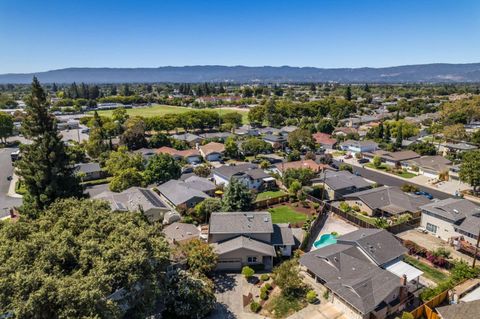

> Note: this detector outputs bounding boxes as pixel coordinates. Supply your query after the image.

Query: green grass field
[255,190,287,202]
[404,255,449,284]
[268,205,308,224]
[93,104,249,123]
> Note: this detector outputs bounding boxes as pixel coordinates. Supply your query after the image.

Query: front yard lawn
[404,255,449,284]
[366,163,416,179]
[268,205,308,224]
[256,190,287,202]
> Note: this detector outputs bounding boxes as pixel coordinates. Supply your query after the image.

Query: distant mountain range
[2,63,480,84]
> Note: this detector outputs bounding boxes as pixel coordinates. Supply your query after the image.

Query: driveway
[0,147,22,217]
[208,273,243,319]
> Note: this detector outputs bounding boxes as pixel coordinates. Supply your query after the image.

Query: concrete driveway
[208,273,243,319]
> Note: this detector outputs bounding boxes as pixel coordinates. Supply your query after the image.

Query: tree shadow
[208,302,237,319]
[212,273,237,293]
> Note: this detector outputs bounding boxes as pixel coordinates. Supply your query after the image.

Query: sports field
[93,104,249,123]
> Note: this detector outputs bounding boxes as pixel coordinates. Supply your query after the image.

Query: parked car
[415,191,433,200]
[357,158,370,164]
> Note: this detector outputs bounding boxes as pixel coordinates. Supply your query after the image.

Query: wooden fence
[409,290,449,319]
[253,194,289,209]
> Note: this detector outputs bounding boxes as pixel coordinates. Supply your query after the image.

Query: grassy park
[93,104,249,123]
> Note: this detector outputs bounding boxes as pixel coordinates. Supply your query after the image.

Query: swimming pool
[313,233,337,249]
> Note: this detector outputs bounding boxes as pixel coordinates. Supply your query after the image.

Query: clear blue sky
[1,0,479,73]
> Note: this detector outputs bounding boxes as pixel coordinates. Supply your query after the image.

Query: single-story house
[262,134,287,149]
[274,159,327,176]
[200,132,233,141]
[406,156,452,179]
[311,170,372,200]
[134,148,157,161]
[156,179,211,210]
[333,127,358,137]
[157,146,203,165]
[209,212,295,270]
[420,198,480,246]
[343,186,431,217]
[234,125,259,137]
[182,175,217,196]
[74,162,104,181]
[213,163,275,191]
[171,133,203,147]
[94,187,171,222]
[199,142,225,162]
[363,150,420,167]
[339,140,378,154]
[312,132,337,149]
[163,222,200,245]
[300,229,417,319]
[439,142,478,156]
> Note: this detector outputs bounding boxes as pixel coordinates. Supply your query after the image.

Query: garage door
[216,259,242,271]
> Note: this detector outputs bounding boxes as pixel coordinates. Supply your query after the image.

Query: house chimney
[401,274,407,286]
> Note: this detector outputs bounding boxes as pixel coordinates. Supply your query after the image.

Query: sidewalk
[7,173,22,198]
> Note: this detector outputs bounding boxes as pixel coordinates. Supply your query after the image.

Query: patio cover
[385,260,423,282]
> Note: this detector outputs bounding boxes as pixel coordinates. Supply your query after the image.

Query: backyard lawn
[255,190,287,202]
[404,255,450,284]
[93,104,249,123]
[268,205,308,224]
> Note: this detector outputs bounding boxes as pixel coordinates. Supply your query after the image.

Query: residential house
[234,124,259,137]
[182,175,217,196]
[311,170,372,200]
[439,142,478,156]
[163,222,200,245]
[339,140,378,154]
[262,134,287,150]
[74,162,104,181]
[363,150,420,167]
[420,198,480,246]
[280,125,298,135]
[94,187,171,222]
[436,299,480,319]
[333,127,358,137]
[157,146,202,165]
[171,133,203,147]
[274,159,327,176]
[312,132,337,150]
[343,186,431,217]
[258,126,281,135]
[200,132,233,142]
[300,229,419,319]
[156,179,211,210]
[199,142,225,162]
[407,155,452,179]
[209,212,295,270]
[213,163,275,191]
[134,147,157,161]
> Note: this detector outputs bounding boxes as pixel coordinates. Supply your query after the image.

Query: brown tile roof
[312,132,337,145]
[275,160,327,173]
[200,142,225,156]
[157,146,200,157]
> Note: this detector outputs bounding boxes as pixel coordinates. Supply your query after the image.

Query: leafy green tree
[105,146,144,175]
[222,178,254,211]
[0,112,13,143]
[395,123,403,148]
[248,105,265,126]
[373,155,382,168]
[112,106,129,124]
[344,85,352,101]
[221,112,242,128]
[443,124,467,142]
[273,259,305,298]
[460,150,480,195]
[144,153,181,184]
[287,150,301,162]
[109,167,144,192]
[193,164,211,178]
[408,142,437,156]
[148,133,170,148]
[16,77,82,214]
[242,137,272,158]
[316,119,335,134]
[165,269,216,319]
[120,116,147,150]
[283,168,315,187]
[179,239,218,275]
[241,266,255,279]
[384,124,391,142]
[288,180,302,198]
[287,129,315,151]
[85,111,108,158]
[0,198,170,318]
[224,136,239,158]
[194,198,222,223]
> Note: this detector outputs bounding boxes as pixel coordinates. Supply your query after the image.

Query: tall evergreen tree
[16,77,82,215]
[384,124,391,142]
[395,124,403,148]
[344,85,352,101]
[377,122,384,140]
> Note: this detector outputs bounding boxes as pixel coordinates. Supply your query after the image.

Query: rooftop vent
[264,217,269,222]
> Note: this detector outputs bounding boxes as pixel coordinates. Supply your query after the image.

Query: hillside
[1,63,480,84]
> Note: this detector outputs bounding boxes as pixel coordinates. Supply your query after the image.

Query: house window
[247,256,258,263]
[426,223,438,233]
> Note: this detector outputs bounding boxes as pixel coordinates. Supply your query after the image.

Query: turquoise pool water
[313,234,337,249]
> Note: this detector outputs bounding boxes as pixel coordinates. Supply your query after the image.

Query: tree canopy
[222,178,254,211]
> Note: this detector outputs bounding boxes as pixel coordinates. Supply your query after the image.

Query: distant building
[339,140,378,154]
[311,170,372,200]
[213,163,275,191]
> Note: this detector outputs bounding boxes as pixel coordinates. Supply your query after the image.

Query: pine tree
[377,122,384,140]
[395,124,403,148]
[384,124,391,142]
[344,85,352,101]
[16,77,82,216]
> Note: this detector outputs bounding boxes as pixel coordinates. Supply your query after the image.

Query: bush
[242,266,255,279]
[260,290,268,300]
[260,274,270,281]
[360,211,368,216]
[306,290,317,303]
[402,312,414,319]
[351,205,360,212]
[250,301,261,313]
[401,183,419,193]
[331,231,338,236]
[265,283,272,290]
[323,290,330,300]
[339,202,351,212]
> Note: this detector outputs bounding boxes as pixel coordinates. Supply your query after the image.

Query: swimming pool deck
[310,213,358,251]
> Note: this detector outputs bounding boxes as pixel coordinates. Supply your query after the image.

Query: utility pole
[472,228,480,268]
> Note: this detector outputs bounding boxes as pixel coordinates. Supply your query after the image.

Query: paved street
[0,147,22,216]
[332,160,452,200]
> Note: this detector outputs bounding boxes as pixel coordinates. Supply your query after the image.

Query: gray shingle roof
[213,163,269,180]
[408,156,452,173]
[213,235,276,256]
[94,187,168,212]
[312,170,371,191]
[272,224,295,246]
[340,139,378,148]
[209,212,274,234]
[436,300,480,319]
[74,162,101,174]
[157,180,210,206]
[163,222,200,243]
[343,186,430,215]
[171,133,203,143]
[300,244,401,315]
[336,229,408,266]
[183,176,216,193]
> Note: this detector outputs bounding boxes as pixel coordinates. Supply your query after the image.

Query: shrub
[250,301,261,313]
[352,205,360,212]
[323,290,330,300]
[306,290,317,303]
[260,274,270,281]
[402,312,414,319]
[260,291,268,300]
[373,156,382,168]
[260,286,268,294]
[360,211,368,216]
[312,202,320,209]
[265,283,272,290]
[331,231,338,236]
[242,266,255,279]
[339,202,351,212]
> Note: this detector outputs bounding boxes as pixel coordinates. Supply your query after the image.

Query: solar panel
[139,189,166,208]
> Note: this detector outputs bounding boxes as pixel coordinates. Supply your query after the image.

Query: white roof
[461,285,480,303]
[263,177,276,182]
[385,260,423,282]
